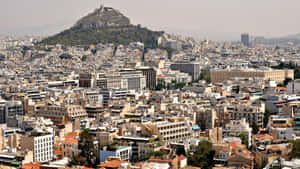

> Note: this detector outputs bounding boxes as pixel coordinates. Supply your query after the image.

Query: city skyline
[1,0,300,40]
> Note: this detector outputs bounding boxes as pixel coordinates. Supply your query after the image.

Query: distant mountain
[255,33,300,45]
[282,33,300,39]
[41,6,163,48]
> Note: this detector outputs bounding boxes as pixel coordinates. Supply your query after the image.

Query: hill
[255,33,300,45]
[41,6,163,48]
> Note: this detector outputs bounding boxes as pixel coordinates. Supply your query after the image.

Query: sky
[1,0,300,40]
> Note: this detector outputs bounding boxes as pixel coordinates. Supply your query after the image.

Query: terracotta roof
[54,150,62,155]
[229,142,242,148]
[254,133,273,140]
[21,162,41,169]
[64,132,79,139]
[134,162,144,166]
[157,75,168,78]
[63,139,78,144]
[148,158,173,163]
[98,160,128,168]
[178,155,187,161]
[275,87,286,91]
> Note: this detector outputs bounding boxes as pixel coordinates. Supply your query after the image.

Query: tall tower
[241,33,250,47]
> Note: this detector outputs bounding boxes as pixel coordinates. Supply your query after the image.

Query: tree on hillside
[187,141,215,169]
[284,78,293,86]
[239,133,249,147]
[263,109,271,128]
[252,122,259,134]
[289,140,300,158]
[143,150,166,160]
[199,71,211,83]
[69,128,97,167]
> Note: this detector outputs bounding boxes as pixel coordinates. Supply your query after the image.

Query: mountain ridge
[41,6,163,48]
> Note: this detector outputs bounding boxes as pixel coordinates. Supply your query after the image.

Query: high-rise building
[136,67,157,90]
[120,70,146,91]
[241,33,250,47]
[0,101,6,124]
[100,88,127,106]
[170,62,201,81]
[97,70,146,91]
[79,73,95,88]
[0,100,24,126]
[194,108,217,130]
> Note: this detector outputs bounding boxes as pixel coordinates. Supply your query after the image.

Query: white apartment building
[100,146,132,162]
[21,133,54,163]
[223,118,252,147]
[227,103,264,127]
[34,134,54,162]
[150,118,192,143]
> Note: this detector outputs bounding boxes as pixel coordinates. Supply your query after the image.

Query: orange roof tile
[21,162,40,169]
[178,155,187,161]
[148,158,173,163]
[98,160,128,168]
[275,87,286,91]
[63,139,78,144]
[254,133,273,140]
[157,75,168,78]
[135,162,144,166]
[64,132,79,139]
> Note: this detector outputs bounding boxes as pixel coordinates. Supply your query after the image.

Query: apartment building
[61,135,79,158]
[120,70,146,91]
[36,104,88,124]
[0,100,23,124]
[194,108,217,130]
[136,67,157,90]
[79,73,95,88]
[97,73,123,89]
[210,68,294,83]
[97,71,146,91]
[268,116,294,140]
[100,88,127,106]
[99,146,132,162]
[21,132,54,163]
[223,118,252,147]
[115,136,154,160]
[227,104,264,127]
[149,118,192,143]
[294,113,300,139]
[170,62,201,81]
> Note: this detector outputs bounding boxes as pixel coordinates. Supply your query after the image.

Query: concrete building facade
[210,68,294,83]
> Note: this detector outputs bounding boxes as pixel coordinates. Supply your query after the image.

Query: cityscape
[0,1,300,169]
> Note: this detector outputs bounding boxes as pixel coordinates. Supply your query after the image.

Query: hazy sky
[1,0,300,40]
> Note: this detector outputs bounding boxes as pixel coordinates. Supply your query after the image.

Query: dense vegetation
[252,122,260,134]
[143,150,167,160]
[41,25,163,48]
[199,71,211,83]
[239,133,249,148]
[69,129,97,168]
[289,140,300,158]
[187,141,215,169]
[263,109,271,128]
